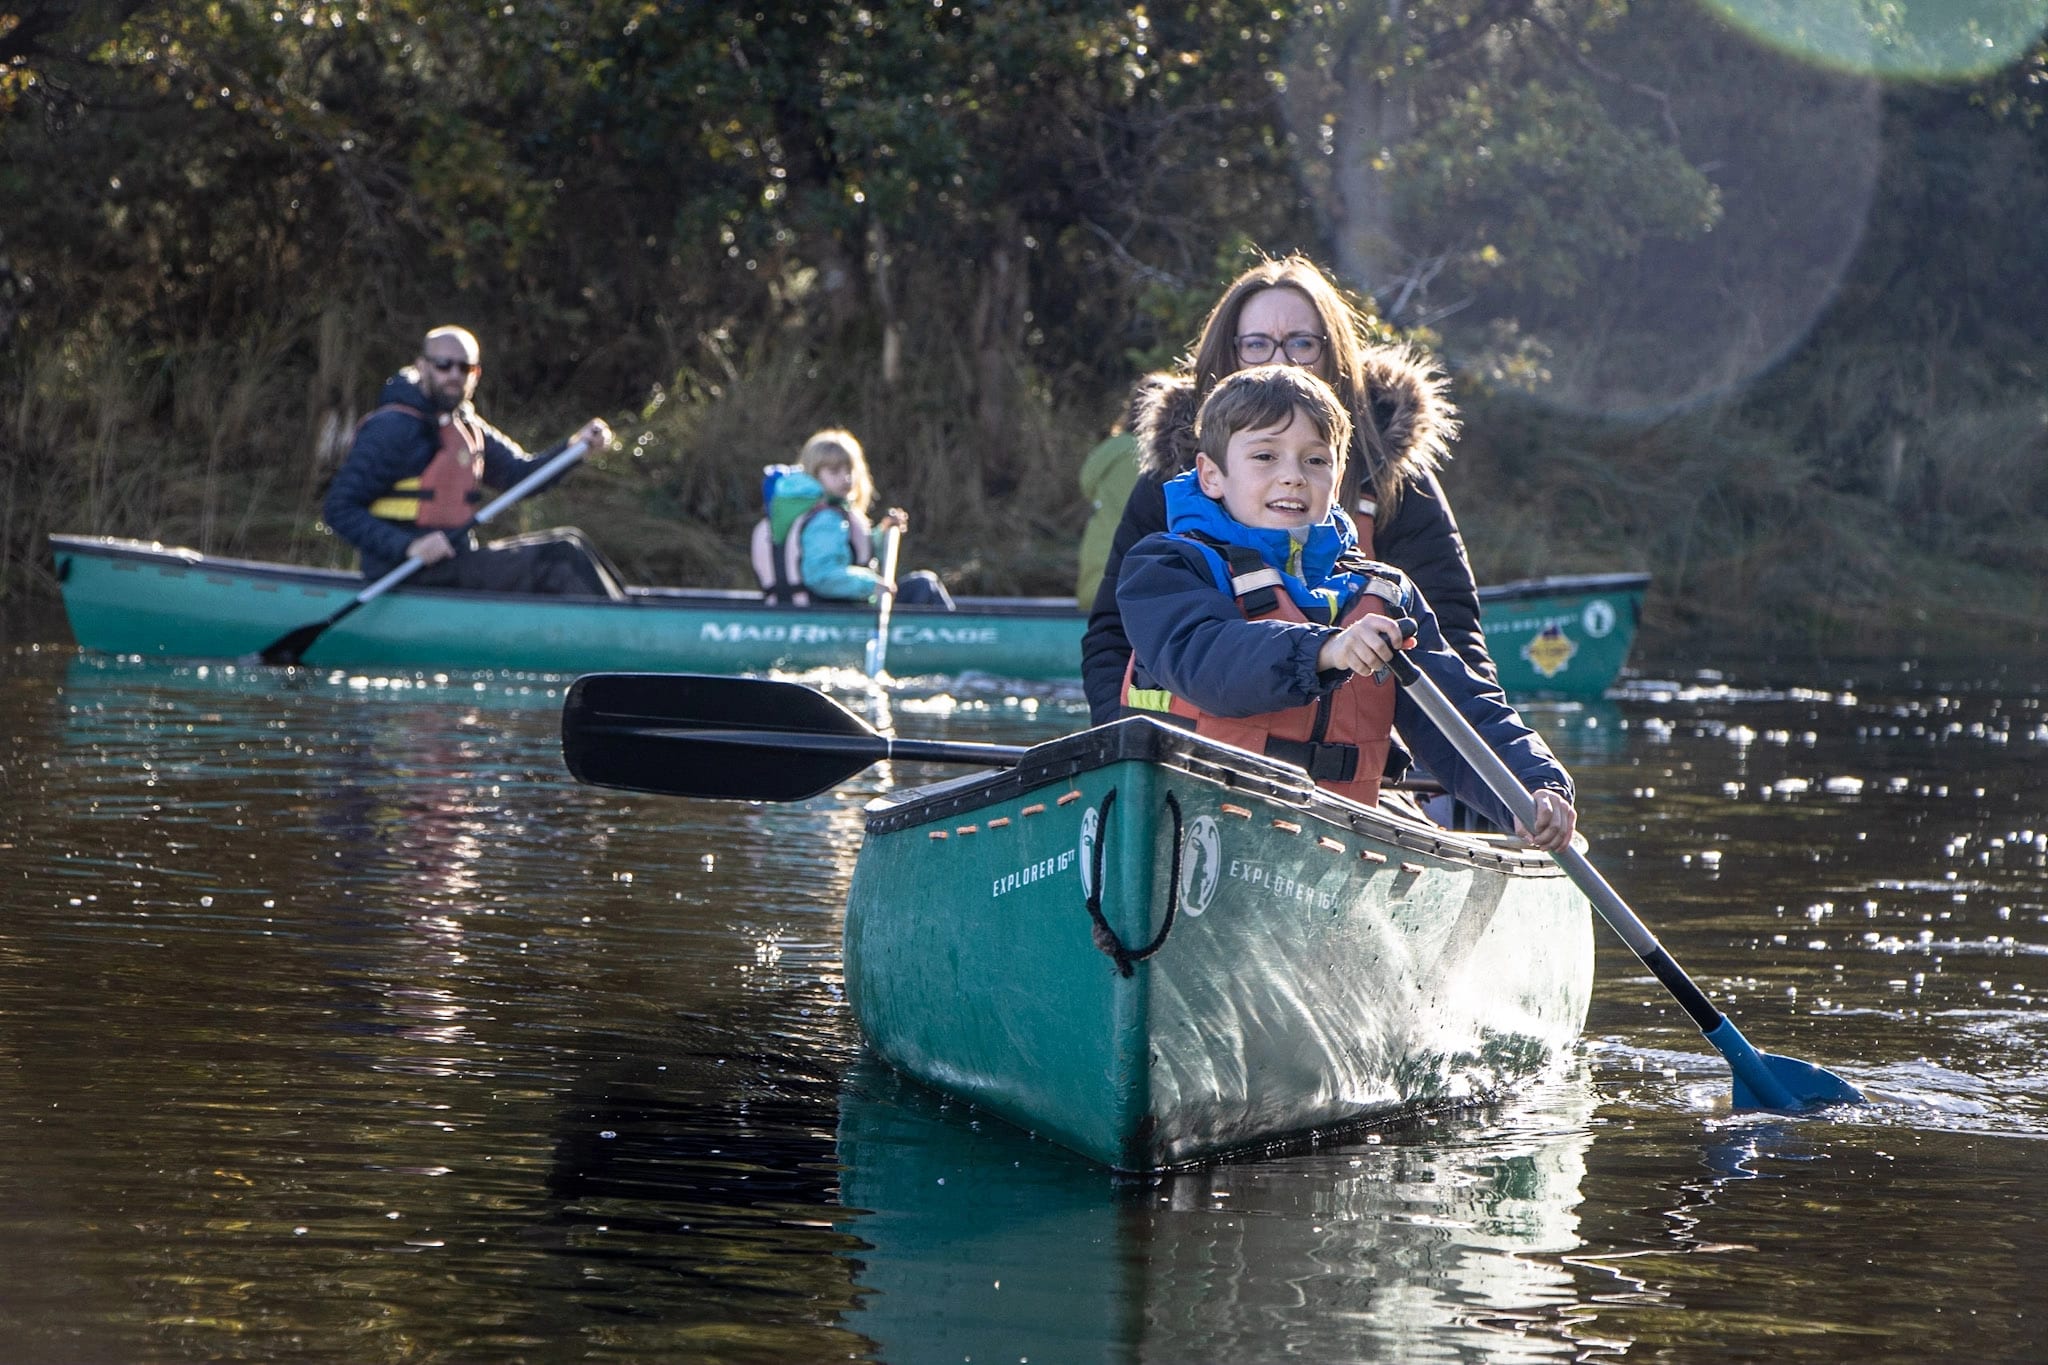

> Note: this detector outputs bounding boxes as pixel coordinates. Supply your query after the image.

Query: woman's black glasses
[1235,332,1327,366]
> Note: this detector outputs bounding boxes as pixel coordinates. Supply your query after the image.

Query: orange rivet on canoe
[1272,819,1302,834]
[988,816,1011,829]
[1057,791,1083,806]
[1358,849,1387,863]
[957,825,978,835]
[1220,803,1252,819]
[929,830,948,840]
[1317,837,1344,853]
[1401,861,1425,875]
[1020,803,1046,816]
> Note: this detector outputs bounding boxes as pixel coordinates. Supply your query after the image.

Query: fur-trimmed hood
[1131,347,1459,503]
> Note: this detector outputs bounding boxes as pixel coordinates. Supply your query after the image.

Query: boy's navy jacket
[322,369,570,578]
[1117,470,1571,832]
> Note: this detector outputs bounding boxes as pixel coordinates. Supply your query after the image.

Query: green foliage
[1,0,2045,656]
[1402,83,1720,297]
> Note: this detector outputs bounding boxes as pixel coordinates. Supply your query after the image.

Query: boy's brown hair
[1194,364,1353,472]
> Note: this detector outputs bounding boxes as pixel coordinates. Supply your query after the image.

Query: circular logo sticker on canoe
[1180,814,1222,917]
[1581,598,1617,638]
[1078,805,1099,898]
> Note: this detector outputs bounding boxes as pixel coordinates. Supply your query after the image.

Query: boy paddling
[1115,365,1577,850]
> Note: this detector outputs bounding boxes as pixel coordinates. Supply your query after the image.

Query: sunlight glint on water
[0,648,2042,1362]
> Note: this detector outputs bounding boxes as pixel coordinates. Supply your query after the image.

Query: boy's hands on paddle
[1518,788,1577,852]
[877,507,909,532]
[573,418,614,452]
[1318,613,1412,676]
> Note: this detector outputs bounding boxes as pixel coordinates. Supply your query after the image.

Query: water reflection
[4,646,2047,1362]
[837,1059,1598,1362]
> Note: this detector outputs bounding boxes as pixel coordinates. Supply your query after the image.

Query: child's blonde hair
[1194,365,1353,473]
[798,428,874,513]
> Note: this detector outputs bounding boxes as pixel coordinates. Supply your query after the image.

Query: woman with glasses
[1079,254,1496,725]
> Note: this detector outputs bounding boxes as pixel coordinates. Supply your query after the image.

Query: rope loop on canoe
[1086,788,1182,977]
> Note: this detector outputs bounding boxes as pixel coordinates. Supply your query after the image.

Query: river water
[0,642,2042,1363]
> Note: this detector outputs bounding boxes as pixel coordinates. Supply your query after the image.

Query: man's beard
[429,386,464,414]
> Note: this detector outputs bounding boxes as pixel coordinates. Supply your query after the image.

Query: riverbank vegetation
[4,0,2044,664]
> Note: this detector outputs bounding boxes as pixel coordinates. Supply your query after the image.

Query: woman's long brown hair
[1185,254,1398,515]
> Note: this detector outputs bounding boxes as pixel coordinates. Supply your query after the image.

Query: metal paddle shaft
[1386,647,1863,1113]
[562,671,1027,801]
[865,525,903,678]
[253,437,592,666]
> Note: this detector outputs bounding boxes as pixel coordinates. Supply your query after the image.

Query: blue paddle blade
[1730,1051,1865,1111]
[1706,1018,1865,1111]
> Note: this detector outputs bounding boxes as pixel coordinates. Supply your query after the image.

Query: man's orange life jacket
[364,406,486,529]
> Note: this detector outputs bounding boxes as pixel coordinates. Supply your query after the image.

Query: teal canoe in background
[1479,571,1650,699]
[49,534,1647,695]
[48,534,1084,681]
[844,717,1595,1170]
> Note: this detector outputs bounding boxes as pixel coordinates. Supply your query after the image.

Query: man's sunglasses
[424,356,478,375]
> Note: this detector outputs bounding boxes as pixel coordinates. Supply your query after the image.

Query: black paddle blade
[253,620,328,667]
[562,672,889,802]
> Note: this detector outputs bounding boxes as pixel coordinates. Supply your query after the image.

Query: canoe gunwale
[48,533,1079,620]
[1476,570,1650,605]
[864,716,1561,878]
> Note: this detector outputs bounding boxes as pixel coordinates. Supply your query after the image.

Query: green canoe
[50,533,1647,696]
[1479,571,1649,698]
[844,717,1595,1170]
[48,534,1083,680]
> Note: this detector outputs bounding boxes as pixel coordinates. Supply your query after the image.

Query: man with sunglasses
[323,325,622,596]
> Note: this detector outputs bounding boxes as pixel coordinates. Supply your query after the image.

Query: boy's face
[1195,407,1338,531]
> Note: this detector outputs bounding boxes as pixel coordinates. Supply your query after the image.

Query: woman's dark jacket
[1081,353,1492,725]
